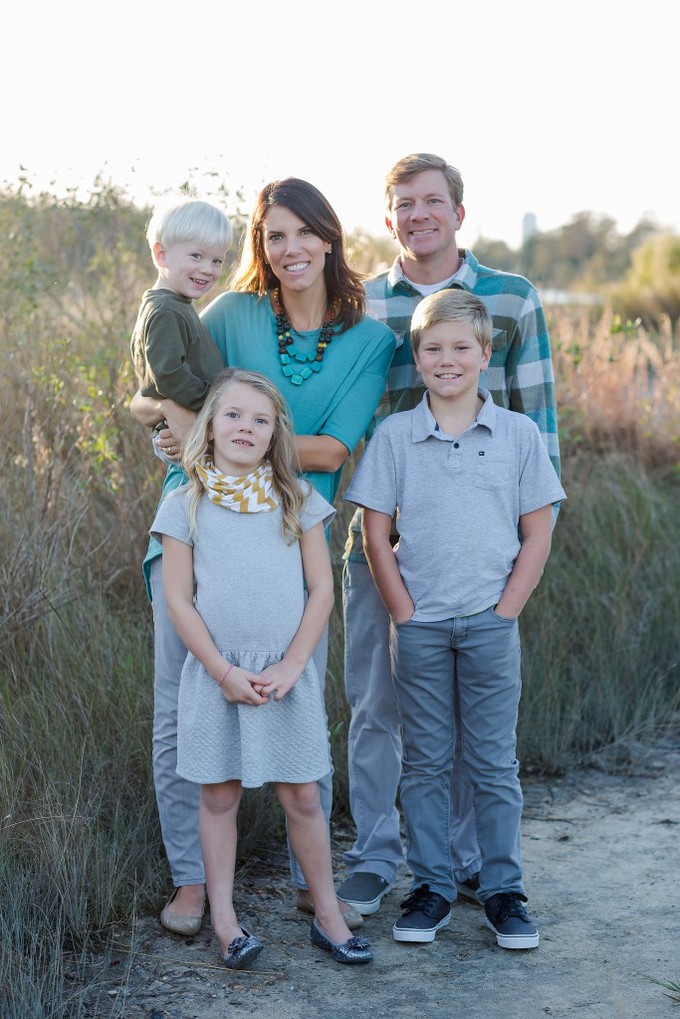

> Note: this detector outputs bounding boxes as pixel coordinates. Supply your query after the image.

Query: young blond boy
[130,197,232,422]
[345,290,565,950]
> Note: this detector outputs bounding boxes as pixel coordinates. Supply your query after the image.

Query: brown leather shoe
[295,889,364,930]
[160,888,204,937]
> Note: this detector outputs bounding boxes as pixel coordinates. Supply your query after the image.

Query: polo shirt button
[453,442,460,448]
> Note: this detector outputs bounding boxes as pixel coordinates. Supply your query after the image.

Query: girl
[150,368,373,969]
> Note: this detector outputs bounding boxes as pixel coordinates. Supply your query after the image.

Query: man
[338,153,560,916]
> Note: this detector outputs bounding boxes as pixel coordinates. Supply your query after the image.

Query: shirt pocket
[474,457,510,490]
[491,327,508,351]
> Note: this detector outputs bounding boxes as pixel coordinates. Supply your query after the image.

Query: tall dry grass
[550,306,680,471]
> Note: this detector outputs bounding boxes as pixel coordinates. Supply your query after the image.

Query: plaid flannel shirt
[344,248,561,562]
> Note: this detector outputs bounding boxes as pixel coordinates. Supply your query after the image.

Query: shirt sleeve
[504,288,561,481]
[317,325,395,454]
[298,483,336,532]
[143,308,213,410]
[149,487,193,546]
[344,424,398,515]
[517,420,567,516]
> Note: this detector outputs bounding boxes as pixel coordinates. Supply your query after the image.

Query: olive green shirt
[130,288,224,411]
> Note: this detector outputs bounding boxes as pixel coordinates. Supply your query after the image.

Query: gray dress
[150,483,335,787]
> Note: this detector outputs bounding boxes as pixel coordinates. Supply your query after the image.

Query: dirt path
[90,736,680,1019]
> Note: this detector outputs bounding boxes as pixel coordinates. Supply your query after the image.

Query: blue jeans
[390,607,526,904]
[342,560,481,885]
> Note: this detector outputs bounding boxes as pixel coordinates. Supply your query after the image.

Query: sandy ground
[86,735,680,1019]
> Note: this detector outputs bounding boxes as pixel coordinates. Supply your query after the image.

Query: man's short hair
[385,153,464,210]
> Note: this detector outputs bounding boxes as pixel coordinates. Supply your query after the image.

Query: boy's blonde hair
[146,196,232,259]
[410,290,492,355]
[385,153,464,210]
[181,368,305,543]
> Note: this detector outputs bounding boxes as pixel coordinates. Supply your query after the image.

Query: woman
[131,179,395,935]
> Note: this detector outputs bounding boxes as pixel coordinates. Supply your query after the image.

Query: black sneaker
[393,884,451,943]
[337,872,392,916]
[455,872,481,904]
[484,893,539,949]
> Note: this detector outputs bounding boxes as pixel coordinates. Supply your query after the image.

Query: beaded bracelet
[218,663,234,688]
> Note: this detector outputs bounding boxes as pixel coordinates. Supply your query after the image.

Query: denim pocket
[489,606,518,624]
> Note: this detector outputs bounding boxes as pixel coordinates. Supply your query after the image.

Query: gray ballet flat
[222,929,264,970]
[310,919,373,964]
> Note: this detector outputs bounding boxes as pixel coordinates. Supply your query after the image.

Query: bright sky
[3,1,676,249]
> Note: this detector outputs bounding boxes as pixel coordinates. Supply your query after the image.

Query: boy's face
[153,240,226,300]
[413,320,491,402]
[386,169,464,262]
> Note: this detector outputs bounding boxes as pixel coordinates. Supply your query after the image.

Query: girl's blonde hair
[182,368,306,543]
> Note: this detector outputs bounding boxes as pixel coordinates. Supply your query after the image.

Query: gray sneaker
[484,893,539,950]
[337,873,393,916]
[393,884,451,943]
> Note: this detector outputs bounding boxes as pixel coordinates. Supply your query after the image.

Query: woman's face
[262,205,331,300]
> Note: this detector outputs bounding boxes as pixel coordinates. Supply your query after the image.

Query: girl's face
[262,205,331,302]
[209,382,276,477]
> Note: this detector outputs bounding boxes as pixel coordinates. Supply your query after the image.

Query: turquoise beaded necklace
[272,288,339,386]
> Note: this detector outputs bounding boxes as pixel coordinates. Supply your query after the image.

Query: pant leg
[455,608,525,902]
[450,678,482,882]
[287,625,334,889]
[390,618,456,902]
[149,557,204,887]
[341,560,404,883]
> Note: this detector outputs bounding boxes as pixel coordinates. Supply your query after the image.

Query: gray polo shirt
[345,389,566,621]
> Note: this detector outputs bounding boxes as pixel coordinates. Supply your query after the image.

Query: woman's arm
[363,508,415,624]
[294,434,349,473]
[494,504,553,619]
[293,325,395,474]
[129,390,198,444]
[162,536,268,706]
[257,522,334,700]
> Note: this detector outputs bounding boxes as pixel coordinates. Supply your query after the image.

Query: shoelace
[491,894,529,922]
[399,884,444,917]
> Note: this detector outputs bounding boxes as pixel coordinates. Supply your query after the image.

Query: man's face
[386,169,464,262]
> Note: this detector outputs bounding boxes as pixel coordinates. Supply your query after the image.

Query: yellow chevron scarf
[196,458,278,513]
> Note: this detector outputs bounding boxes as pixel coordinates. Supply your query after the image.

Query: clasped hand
[219,660,302,705]
[155,426,182,462]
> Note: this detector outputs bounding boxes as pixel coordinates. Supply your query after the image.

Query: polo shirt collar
[411,387,497,442]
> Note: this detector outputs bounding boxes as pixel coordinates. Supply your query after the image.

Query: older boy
[345,291,565,949]
[130,196,232,428]
[340,153,560,917]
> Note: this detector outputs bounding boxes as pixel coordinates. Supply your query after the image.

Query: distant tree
[470,237,521,275]
[507,213,661,292]
[612,233,680,330]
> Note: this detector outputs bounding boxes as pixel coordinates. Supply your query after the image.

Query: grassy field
[1,190,679,1016]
